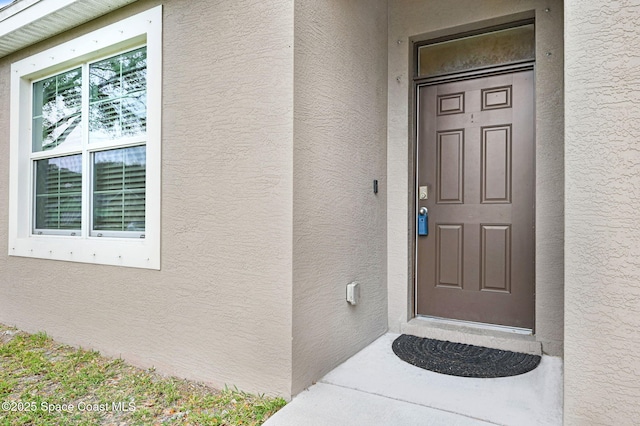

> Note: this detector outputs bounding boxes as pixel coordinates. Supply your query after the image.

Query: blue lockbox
[418,210,428,236]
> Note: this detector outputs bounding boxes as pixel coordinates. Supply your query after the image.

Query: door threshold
[418,315,533,335]
[401,316,542,355]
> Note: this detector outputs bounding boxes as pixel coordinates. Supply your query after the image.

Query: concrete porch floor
[264,333,563,426]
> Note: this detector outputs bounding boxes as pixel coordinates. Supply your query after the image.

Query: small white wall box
[346,282,360,305]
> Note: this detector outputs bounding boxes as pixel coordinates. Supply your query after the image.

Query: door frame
[409,20,536,329]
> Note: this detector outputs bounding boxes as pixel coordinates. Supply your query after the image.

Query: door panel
[416,70,534,329]
[480,224,511,292]
[436,224,463,288]
[437,130,464,204]
[481,125,511,203]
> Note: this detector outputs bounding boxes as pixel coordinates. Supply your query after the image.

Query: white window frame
[8,6,162,270]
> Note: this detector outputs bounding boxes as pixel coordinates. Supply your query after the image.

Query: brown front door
[416,70,535,329]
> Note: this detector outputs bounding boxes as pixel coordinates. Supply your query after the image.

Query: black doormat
[392,334,541,378]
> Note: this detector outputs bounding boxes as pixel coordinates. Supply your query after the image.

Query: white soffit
[0,0,139,58]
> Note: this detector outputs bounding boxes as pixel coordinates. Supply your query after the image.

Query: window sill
[9,234,159,270]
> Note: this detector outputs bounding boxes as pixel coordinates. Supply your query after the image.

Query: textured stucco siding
[292,0,388,395]
[565,1,640,423]
[0,0,294,398]
[387,0,564,355]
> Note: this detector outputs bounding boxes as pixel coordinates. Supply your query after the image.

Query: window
[33,48,147,238]
[9,7,161,269]
[417,23,535,78]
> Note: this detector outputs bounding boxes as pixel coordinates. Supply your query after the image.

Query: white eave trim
[0,0,139,59]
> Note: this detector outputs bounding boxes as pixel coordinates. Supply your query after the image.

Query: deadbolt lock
[419,186,428,200]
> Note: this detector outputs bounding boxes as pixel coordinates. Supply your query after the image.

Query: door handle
[418,207,428,236]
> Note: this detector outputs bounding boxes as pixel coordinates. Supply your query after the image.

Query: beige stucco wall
[0,0,294,398]
[291,0,388,395]
[387,0,564,355]
[564,0,640,423]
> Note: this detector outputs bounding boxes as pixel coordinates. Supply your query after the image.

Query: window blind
[34,155,82,231]
[93,146,146,233]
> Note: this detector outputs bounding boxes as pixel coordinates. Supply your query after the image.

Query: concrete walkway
[264,333,563,426]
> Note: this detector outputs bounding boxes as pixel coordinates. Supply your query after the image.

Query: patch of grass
[0,325,286,425]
